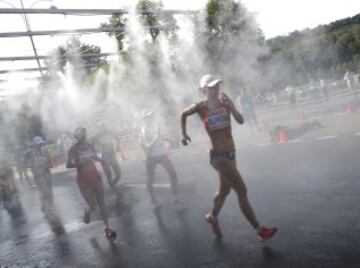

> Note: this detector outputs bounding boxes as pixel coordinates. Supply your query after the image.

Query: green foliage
[203,0,264,94]
[264,13,360,89]
[45,37,104,73]
[101,14,126,51]
[63,37,103,70]
[136,0,162,41]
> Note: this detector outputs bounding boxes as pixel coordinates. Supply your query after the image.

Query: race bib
[33,155,49,168]
[206,108,231,131]
[78,146,95,164]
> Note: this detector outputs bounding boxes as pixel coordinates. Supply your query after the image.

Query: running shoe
[205,213,222,239]
[257,227,277,242]
[83,209,91,224]
[104,227,117,239]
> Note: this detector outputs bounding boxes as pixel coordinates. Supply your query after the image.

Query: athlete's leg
[16,164,25,184]
[101,160,114,188]
[159,156,178,196]
[110,159,121,185]
[80,187,97,220]
[213,158,260,229]
[23,168,31,184]
[1,172,12,207]
[33,174,48,212]
[94,182,109,227]
[94,182,117,237]
[44,171,54,210]
[211,175,231,218]
[146,158,158,204]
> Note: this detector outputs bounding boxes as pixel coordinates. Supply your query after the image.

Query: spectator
[344,69,355,91]
[238,89,258,130]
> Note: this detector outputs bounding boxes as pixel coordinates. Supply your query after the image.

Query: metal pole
[19,0,43,79]
[0,8,199,15]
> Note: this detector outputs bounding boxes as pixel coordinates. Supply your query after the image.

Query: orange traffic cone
[300,112,305,125]
[278,128,288,144]
[346,104,354,115]
[120,144,128,161]
[300,111,309,125]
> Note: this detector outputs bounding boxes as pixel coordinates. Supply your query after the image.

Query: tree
[136,0,162,42]
[101,14,127,51]
[202,0,266,94]
[264,13,360,88]
[45,37,105,73]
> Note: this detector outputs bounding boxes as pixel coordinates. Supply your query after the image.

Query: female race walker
[66,127,116,238]
[25,136,55,216]
[180,74,277,242]
[139,110,183,210]
[93,120,121,192]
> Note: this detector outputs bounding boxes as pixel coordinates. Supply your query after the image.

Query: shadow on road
[90,237,127,267]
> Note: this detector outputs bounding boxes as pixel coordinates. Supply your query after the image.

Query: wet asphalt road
[1,128,360,267]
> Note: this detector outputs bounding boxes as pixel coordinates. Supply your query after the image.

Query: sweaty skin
[66,137,112,231]
[140,117,179,205]
[181,92,244,151]
[181,86,261,230]
[93,130,121,189]
[24,147,54,214]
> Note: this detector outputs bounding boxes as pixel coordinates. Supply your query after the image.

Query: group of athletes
[0,74,277,242]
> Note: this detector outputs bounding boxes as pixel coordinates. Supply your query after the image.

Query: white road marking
[125,183,171,189]
[289,139,303,143]
[316,135,338,140]
[31,220,83,241]
[255,143,273,147]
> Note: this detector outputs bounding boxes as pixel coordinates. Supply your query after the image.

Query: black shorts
[210,150,236,166]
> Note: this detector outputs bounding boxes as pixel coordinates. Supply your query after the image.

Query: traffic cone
[346,104,354,115]
[278,128,288,144]
[300,112,308,126]
[120,144,128,161]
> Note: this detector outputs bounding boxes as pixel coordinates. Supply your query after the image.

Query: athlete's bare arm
[23,151,31,167]
[44,149,54,168]
[180,103,200,146]
[221,93,244,124]
[66,147,76,168]
[109,130,122,150]
[90,144,102,162]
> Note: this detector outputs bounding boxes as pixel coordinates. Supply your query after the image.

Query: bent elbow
[180,112,187,122]
[238,116,245,124]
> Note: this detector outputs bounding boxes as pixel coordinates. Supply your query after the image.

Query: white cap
[74,127,86,139]
[141,109,154,119]
[200,74,222,89]
[95,119,105,129]
[33,136,44,145]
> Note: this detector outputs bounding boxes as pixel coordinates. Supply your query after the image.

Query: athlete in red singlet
[181,74,277,242]
[66,127,116,238]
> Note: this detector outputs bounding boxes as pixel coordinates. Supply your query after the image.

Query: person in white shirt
[344,70,355,91]
[139,110,181,210]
